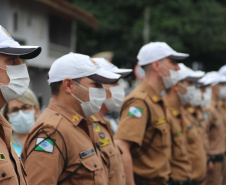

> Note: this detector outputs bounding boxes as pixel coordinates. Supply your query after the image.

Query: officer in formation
[1,23,226,185]
[0,25,41,184]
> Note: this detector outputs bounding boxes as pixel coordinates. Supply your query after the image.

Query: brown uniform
[180,106,207,182]
[0,114,28,185]
[21,98,108,185]
[203,101,225,185]
[91,114,126,185]
[114,81,171,184]
[163,99,192,181]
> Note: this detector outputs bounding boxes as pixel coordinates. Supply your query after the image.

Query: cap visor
[0,46,41,59]
[112,68,133,78]
[184,77,202,83]
[88,68,121,84]
[168,53,189,61]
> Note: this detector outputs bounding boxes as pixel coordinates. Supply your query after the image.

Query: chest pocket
[186,125,198,144]
[172,134,187,158]
[80,155,104,185]
[153,122,171,148]
[102,145,117,178]
[0,161,18,185]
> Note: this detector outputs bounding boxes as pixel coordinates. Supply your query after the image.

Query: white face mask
[178,83,196,105]
[159,63,180,89]
[201,87,212,108]
[218,86,226,100]
[0,64,30,102]
[71,81,106,117]
[190,88,202,107]
[104,85,125,111]
[8,110,35,134]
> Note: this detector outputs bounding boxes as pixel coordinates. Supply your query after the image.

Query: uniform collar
[90,114,109,125]
[0,114,13,150]
[48,98,85,127]
[140,81,162,103]
[164,99,181,117]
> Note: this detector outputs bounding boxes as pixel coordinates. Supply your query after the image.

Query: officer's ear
[62,78,75,94]
[173,83,180,92]
[152,61,161,72]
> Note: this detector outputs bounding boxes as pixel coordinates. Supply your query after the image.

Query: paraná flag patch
[35,138,55,153]
[128,106,143,118]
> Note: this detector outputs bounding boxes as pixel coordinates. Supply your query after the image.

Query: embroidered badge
[93,123,101,132]
[128,107,143,118]
[35,138,55,153]
[0,153,6,160]
[90,58,100,69]
[154,118,166,125]
[99,133,105,139]
[99,138,111,147]
[80,148,96,159]
[1,26,15,41]
[72,115,79,121]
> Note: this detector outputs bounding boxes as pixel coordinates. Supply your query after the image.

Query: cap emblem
[90,58,100,69]
[1,26,15,41]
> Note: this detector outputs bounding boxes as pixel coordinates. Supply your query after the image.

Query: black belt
[167,179,192,185]
[134,176,167,185]
[209,154,224,163]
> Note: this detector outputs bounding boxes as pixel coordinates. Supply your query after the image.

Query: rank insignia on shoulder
[93,123,101,132]
[0,153,6,160]
[80,148,96,159]
[128,106,143,118]
[99,133,105,139]
[35,138,55,153]
[99,138,111,147]
[72,115,79,121]
[154,118,166,125]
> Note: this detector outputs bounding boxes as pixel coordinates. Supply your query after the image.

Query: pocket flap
[0,162,15,181]
[81,156,101,171]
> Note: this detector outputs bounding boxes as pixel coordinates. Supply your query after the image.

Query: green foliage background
[67,0,226,72]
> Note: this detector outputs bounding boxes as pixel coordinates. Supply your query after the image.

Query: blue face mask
[8,110,35,134]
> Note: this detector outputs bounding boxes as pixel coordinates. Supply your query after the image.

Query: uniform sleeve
[114,99,148,146]
[21,126,66,185]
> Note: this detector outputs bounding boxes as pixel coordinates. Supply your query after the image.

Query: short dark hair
[50,81,63,96]
[49,78,82,96]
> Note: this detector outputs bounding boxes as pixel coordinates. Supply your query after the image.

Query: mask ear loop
[73,80,88,91]
[0,66,6,71]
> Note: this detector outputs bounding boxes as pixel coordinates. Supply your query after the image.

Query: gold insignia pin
[172,110,178,116]
[152,96,158,102]
[72,115,79,121]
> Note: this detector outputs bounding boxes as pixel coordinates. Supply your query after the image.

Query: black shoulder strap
[120,98,157,158]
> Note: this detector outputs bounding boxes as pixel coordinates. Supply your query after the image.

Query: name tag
[79,148,95,159]
[154,118,166,126]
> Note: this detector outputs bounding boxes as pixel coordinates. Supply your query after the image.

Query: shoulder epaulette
[43,113,62,129]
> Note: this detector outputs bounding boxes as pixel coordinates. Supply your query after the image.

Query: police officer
[0,25,41,184]
[114,42,189,185]
[163,64,196,185]
[21,53,121,185]
[91,57,132,185]
[198,72,226,185]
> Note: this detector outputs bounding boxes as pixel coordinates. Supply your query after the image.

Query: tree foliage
[67,0,226,71]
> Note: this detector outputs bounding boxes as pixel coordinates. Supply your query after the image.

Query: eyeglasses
[8,104,33,114]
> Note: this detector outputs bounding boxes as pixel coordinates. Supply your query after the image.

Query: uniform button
[55,113,59,116]
[2,172,6,177]
[94,163,97,168]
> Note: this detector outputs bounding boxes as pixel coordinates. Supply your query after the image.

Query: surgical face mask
[0,64,30,102]
[159,63,180,89]
[190,88,202,107]
[218,86,226,100]
[8,110,35,134]
[201,87,212,108]
[178,83,196,105]
[104,85,125,111]
[71,81,106,117]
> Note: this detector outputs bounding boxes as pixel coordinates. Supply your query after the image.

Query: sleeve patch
[35,138,55,153]
[128,106,143,118]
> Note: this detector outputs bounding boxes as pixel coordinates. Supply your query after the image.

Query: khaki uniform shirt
[163,99,192,181]
[0,114,28,185]
[91,114,126,185]
[203,101,225,155]
[181,106,207,182]
[114,81,171,184]
[21,98,108,185]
